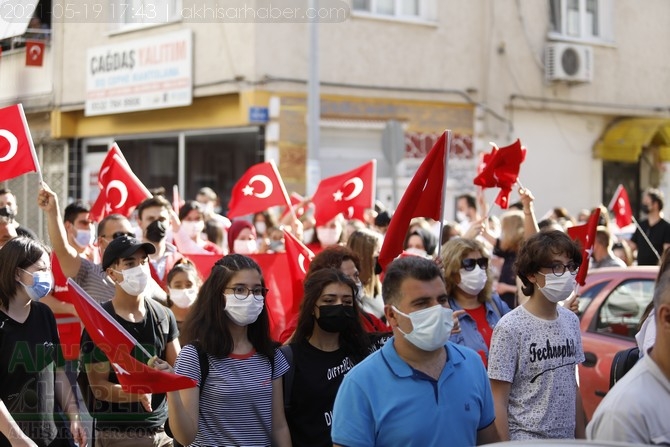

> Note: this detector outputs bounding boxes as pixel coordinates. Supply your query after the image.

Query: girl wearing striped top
[165,254,292,446]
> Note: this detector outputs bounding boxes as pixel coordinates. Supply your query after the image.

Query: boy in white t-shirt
[488,230,586,441]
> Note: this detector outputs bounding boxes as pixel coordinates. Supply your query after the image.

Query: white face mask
[457,267,488,296]
[234,239,258,254]
[113,264,149,296]
[169,287,197,308]
[74,227,94,248]
[302,228,315,244]
[224,294,265,326]
[404,247,428,258]
[538,272,576,303]
[181,220,205,238]
[254,221,267,235]
[456,211,468,223]
[392,304,454,352]
[316,227,340,246]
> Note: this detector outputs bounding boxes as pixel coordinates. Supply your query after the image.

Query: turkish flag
[51,254,81,361]
[89,147,152,221]
[67,278,197,393]
[473,140,526,209]
[311,161,376,226]
[25,40,45,67]
[0,104,40,182]
[378,131,448,271]
[97,143,128,189]
[227,161,292,219]
[567,208,600,286]
[608,184,633,229]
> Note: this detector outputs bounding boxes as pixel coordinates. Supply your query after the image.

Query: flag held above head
[608,184,633,229]
[378,131,449,271]
[473,139,526,209]
[567,208,601,286]
[0,104,41,183]
[227,161,292,219]
[312,160,376,226]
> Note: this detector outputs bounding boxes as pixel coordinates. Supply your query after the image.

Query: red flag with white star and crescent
[0,104,40,182]
[227,161,292,218]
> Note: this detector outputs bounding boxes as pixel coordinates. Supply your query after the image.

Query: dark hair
[204,220,224,248]
[253,211,278,231]
[290,268,369,363]
[457,193,477,210]
[646,188,664,211]
[594,226,612,249]
[63,202,91,224]
[307,245,361,277]
[654,270,670,309]
[97,214,127,239]
[136,195,171,220]
[0,237,50,307]
[382,256,445,306]
[515,231,582,297]
[403,228,437,256]
[0,188,12,196]
[180,254,274,359]
[179,200,204,221]
[166,260,202,307]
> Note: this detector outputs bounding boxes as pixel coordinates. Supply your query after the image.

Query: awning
[0,0,39,40]
[594,118,670,162]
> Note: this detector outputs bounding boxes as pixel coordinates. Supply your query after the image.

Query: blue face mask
[20,269,53,301]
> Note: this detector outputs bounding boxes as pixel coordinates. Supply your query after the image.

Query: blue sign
[249,106,269,123]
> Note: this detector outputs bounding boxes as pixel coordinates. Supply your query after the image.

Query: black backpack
[609,346,640,389]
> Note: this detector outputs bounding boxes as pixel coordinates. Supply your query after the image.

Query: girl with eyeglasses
[164,254,291,447]
[441,237,510,368]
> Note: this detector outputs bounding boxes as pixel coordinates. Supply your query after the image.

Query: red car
[577,266,658,420]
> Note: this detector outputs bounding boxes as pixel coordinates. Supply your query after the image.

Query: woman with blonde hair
[441,237,510,367]
[346,228,384,319]
[484,209,525,309]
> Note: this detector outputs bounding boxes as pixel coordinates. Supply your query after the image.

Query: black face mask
[374,257,383,275]
[146,220,167,243]
[640,204,650,214]
[316,304,356,333]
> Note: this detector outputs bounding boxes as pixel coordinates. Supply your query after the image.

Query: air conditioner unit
[545,43,593,83]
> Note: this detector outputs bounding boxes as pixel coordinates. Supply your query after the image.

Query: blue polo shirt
[331,337,495,447]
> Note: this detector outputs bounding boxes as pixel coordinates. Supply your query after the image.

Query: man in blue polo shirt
[331,256,499,447]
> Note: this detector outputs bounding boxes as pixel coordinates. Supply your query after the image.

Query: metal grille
[6,141,68,244]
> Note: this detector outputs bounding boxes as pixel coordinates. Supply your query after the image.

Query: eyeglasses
[101,231,135,240]
[540,262,579,277]
[225,286,268,301]
[461,258,488,271]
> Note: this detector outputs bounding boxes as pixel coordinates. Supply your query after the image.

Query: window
[595,279,654,339]
[353,0,435,22]
[549,0,614,42]
[109,0,181,32]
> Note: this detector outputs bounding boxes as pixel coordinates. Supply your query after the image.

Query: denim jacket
[448,294,510,365]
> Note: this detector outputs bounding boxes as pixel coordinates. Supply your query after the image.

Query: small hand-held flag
[378,131,449,270]
[607,184,633,229]
[67,279,196,393]
[567,208,601,286]
[0,104,41,182]
[25,40,45,67]
[473,140,526,209]
[311,161,376,226]
[227,161,292,218]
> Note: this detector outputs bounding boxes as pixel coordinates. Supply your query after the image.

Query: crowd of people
[0,181,669,446]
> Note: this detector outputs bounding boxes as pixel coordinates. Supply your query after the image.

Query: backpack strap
[279,344,294,411]
[192,342,209,395]
[145,298,171,354]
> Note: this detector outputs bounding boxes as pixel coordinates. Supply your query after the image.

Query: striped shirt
[174,344,289,447]
[74,257,115,303]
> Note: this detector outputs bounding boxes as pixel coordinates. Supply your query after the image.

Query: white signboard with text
[85,30,192,116]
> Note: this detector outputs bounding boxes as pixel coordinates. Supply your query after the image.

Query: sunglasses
[461,257,488,271]
[102,231,136,240]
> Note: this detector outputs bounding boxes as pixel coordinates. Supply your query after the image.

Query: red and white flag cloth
[227,161,292,219]
[89,146,151,221]
[473,140,527,209]
[25,40,45,67]
[608,184,633,229]
[0,104,40,182]
[567,208,601,286]
[311,161,376,226]
[283,229,315,282]
[378,131,448,271]
[66,279,196,393]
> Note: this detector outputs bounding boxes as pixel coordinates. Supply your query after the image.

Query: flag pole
[632,215,661,261]
[437,130,452,258]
